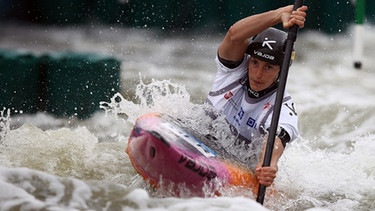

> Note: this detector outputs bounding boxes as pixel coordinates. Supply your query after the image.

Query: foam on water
[0,123,132,182]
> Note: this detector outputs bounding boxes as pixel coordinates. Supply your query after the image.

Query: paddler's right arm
[217,5,308,63]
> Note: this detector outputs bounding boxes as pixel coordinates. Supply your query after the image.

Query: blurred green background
[0,0,372,118]
[0,0,373,33]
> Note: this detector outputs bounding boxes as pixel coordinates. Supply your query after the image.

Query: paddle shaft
[256,0,304,205]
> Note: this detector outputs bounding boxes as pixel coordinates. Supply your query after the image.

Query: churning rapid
[0,22,375,210]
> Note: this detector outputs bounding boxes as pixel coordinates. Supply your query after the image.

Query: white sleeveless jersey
[207,55,298,143]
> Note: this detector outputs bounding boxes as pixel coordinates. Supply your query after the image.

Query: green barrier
[43,52,121,119]
[93,0,130,24]
[126,0,169,28]
[0,0,11,20]
[304,1,354,33]
[219,1,354,33]
[1,0,370,33]
[0,50,40,114]
[0,50,121,119]
[366,1,374,23]
[220,0,280,30]
[193,0,219,27]
[165,0,223,29]
[126,0,219,29]
[34,0,88,24]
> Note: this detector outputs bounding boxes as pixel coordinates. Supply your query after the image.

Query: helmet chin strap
[247,80,279,99]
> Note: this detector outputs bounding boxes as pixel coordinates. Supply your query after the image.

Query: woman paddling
[206,4,308,187]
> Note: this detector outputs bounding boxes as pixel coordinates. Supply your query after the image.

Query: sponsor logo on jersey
[246,117,257,128]
[263,102,271,110]
[224,91,233,100]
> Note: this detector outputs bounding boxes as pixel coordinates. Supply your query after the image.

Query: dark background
[1,0,374,34]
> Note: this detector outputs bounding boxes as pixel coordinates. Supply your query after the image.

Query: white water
[0,23,375,210]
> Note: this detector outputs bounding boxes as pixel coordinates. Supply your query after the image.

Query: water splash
[99,79,269,198]
[100,78,192,124]
[0,109,10,145]
[101,78,262,166]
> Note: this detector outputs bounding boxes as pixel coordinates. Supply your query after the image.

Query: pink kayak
[126,112,259,196]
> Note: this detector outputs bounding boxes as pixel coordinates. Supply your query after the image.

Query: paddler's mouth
[250,79,263,91]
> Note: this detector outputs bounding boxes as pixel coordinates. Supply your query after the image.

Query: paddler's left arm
[255,136,285,187]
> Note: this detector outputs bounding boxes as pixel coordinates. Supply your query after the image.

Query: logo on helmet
[253,50,275,61]
[246,27,292,66]
[262,39,276,50]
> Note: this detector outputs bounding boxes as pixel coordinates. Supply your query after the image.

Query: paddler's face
[248,57,280,91]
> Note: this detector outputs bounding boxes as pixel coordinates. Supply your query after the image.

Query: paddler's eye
[250,58,258,67]
[264,64,277,72]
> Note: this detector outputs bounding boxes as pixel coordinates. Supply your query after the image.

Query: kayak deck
[126,112,259,196]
